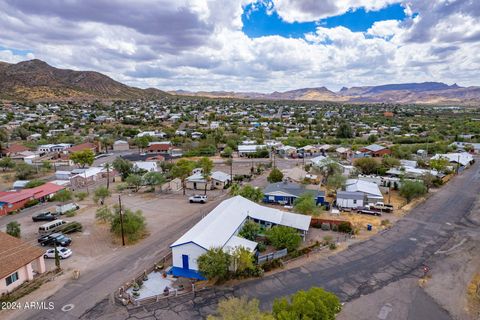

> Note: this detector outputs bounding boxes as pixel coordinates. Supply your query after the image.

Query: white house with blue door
[263,181,325,206]
[169,195,311,279]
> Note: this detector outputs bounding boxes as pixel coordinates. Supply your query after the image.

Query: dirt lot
[1,183,225,276]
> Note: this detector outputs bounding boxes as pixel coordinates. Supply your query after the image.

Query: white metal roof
[211,171,231,182]
[171,196,311,250]
[345,179,383,198]
[224,236,257,253]
[431,153,473,166]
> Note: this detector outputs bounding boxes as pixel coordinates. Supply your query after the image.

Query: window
[5,272,19,286]
[353,200,357,204]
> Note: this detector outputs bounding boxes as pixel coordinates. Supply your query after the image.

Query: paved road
[77,160,480,320]
[9,160,480,320]
[11,195,228,320]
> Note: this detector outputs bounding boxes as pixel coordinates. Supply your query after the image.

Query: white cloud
[0,0,478,92]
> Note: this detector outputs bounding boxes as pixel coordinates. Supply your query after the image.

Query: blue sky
[242,1,408,39]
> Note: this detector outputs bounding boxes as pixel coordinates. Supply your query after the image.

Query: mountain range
[0,59,167,101]
[1,59,479,104]
[171,82,480,104]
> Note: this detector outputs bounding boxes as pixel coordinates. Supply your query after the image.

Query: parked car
[189,195,207,203]
[44,247,72,259]
[38,233,72,247]
[32,212,58,222]
[55,203,80,215]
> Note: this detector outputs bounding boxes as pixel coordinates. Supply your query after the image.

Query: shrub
[261,259,283,272]
[75,191,88,201]
[321,223,330,231]
[239,220,261,241]
[272,287,342,320]
[65,210,76,217]
[24,199,39,208]
[197,247,231,282]
[6,221,21,238]
[337,222,353,233]
[399,180,427,203]
[267,167,284,183]
[110,208,146,243]
[265,226,301,252]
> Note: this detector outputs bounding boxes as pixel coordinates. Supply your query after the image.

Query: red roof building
[0,183,65,216]
[65,142,98,154]
[1,144,30,157]
[147,143,172,153]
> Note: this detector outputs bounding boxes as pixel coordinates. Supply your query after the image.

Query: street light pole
[118,195,125,246]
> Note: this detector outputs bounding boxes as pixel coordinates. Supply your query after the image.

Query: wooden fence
[310,218,352,228]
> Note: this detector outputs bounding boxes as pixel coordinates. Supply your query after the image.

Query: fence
[116,252,172,305]
[310,218,352,228]
[257,248,288,264]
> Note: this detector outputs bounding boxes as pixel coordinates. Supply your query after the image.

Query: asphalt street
[6,159,480,320]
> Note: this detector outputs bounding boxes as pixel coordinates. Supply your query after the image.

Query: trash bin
[367,224,372,231]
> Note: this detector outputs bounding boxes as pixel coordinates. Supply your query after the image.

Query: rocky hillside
[0,59,168,101]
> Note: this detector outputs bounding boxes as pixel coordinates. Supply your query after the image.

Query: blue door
[182,255,189,269]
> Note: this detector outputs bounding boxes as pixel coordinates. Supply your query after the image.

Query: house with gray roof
[263,181,325,206]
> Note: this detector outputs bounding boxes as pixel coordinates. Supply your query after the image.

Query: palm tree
[104,163,112,190]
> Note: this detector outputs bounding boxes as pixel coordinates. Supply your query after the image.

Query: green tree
[231,246,255,274]
[336,122,353,138]
[325,172,346,193]
[267,167,284,183]
[272,287,341,320]
[104,163,112,190]
[171,159,197,195]
[197,247,231,282]
[143,172,166,192]
[221,146,233,158]
[95,205,113,223]
[113,157,133,180]
[367,134,378,144]
[239,220,261,241]
[70,149,95,168]
[429,158,450,172]
[0,157,15,171]
[94,186,111,204]
[134,136,150,152]
[25,179,45,188]
[6,221,21,238]
[229,183,240,196]
[354,157,380,175]
[41,161,52,172]
[110,207,146,243]
[207,297,274,320]
[293,193,318,215]
[125,174,142,192]
[238,185,263,203]
[15,162,36,180]
[75,191,88,201]
[381,157,400,169]
[53,189,73,204]
[265,225,301,252]
[399,180,427,203]
[197,157,214,195]
[421,172,437,192]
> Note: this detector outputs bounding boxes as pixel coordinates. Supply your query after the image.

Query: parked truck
[55,203,80,215]
[366,202,394,213]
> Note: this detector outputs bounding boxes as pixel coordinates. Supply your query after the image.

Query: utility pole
[118,195,125,246]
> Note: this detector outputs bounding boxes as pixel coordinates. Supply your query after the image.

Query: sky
[0,0,479,92]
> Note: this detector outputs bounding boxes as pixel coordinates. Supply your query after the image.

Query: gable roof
[171,196,311,250]
[362,144,387,152]
[336,191,365,200]
[211,171,231,182]
[431,152,473,166]
[264,182,324,198]
[66,142,96,153]
[0,232,44,279]
[345,179,383,198]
